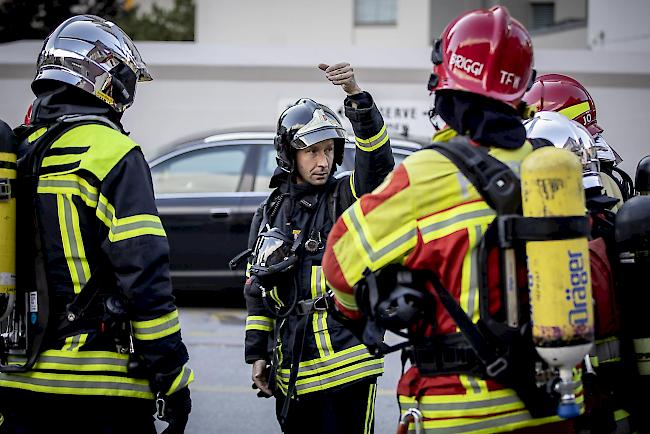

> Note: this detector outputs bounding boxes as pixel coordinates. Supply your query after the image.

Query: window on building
[355,0,397,25]
[531,2,555,30]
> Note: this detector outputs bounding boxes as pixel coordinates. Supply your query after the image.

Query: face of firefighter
[294,139,334,186]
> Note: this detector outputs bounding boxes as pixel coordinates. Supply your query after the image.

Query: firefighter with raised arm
[0,16,192,434]
[242,63,394,433]
[323,6,590,434]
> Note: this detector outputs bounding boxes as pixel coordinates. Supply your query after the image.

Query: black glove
[156,388,192,434]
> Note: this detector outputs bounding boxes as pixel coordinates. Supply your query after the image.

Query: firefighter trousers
[0,388,157,434]
[275,379,378,434]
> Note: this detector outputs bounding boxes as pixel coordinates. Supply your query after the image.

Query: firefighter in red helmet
[324,6,580,434]
[523,74,634,210]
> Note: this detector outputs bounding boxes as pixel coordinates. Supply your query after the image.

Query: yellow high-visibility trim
[0,371,153,399]
[49,124,138,181]
[38,175,99,207]
[0,152,16,163]
[62,333,88,352]
[165,365,195,395]
[42,153,83,168]
[364,383,377,434]
[311,266,333,358]
[246,316,274,332]
[291,358,384,394]
[28,127,47,143]
[559,101,590,122]
[431,127,457,143]
[28,349,130,373]
[349,171,358,199]
[280,343,371,370]
[132,310,181,341]
[418,200,494,244]
[355,124,389,152]
[96,193,166,242]
[57,194,88,294]
[614,409,630,421]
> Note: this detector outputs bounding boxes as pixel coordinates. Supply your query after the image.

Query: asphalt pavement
[179,307,404,434]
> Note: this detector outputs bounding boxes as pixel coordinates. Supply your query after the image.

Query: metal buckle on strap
[486,356,508,377]
[295,295,331,315]
[0,179,10,201]
[312,295,330,311]
[155,392,166,420]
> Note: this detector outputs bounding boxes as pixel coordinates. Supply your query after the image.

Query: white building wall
[589,0,650,51]
[354,0,430,47]
[196,0,354,45]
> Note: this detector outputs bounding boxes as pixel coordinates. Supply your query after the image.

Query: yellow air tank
[521,146,593,419]
[0,121,17,321]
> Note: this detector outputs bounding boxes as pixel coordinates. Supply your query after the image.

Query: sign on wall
[278,98,433,141]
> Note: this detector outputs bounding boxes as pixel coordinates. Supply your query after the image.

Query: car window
[152,145,249,194]
[253,147,277,191]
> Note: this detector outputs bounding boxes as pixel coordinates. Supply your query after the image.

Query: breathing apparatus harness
[354,136,590,417]
[0,115,140,373]
[237,179,342,426]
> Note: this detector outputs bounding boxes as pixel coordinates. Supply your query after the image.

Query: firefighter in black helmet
[243,63,394,433]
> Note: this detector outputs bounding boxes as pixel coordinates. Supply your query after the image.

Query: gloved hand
[156,387,192,434]
[251,359,273,398]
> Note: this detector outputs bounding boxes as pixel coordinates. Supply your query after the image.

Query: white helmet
[524,111,602,191]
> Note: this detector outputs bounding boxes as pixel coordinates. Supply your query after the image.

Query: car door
[151,142,254,291]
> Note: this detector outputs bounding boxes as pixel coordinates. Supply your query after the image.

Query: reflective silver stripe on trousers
[0,374,151,394]
[36,355,129,369]
[277,346,373,378]
[294,359,384,392]
[408,410,534,434]
[399,394,521,412]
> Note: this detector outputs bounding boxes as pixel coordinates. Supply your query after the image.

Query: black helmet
[274,98,346,173]
[635,155,650,195]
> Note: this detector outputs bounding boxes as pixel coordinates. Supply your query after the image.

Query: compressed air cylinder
[521,146,594,419]
[0,121,17,321]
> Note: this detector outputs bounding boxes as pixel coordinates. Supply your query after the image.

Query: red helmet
[24,103,33,126]
[432,6,534,107]
[523,73,602,136]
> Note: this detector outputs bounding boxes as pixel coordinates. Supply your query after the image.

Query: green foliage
[0,0,120,42]
[114,0,195,41]
[0,0,195,42]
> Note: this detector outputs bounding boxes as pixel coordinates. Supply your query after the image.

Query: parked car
[149,130,421,293]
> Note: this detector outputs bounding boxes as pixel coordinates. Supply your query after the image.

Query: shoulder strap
[425,137,521,215]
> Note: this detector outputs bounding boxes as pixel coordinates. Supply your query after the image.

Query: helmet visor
[291,108,346,150]
[254,231,292,267]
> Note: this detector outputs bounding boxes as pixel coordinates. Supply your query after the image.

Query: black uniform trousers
[0,388,156,434]
[275,379,377,434]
